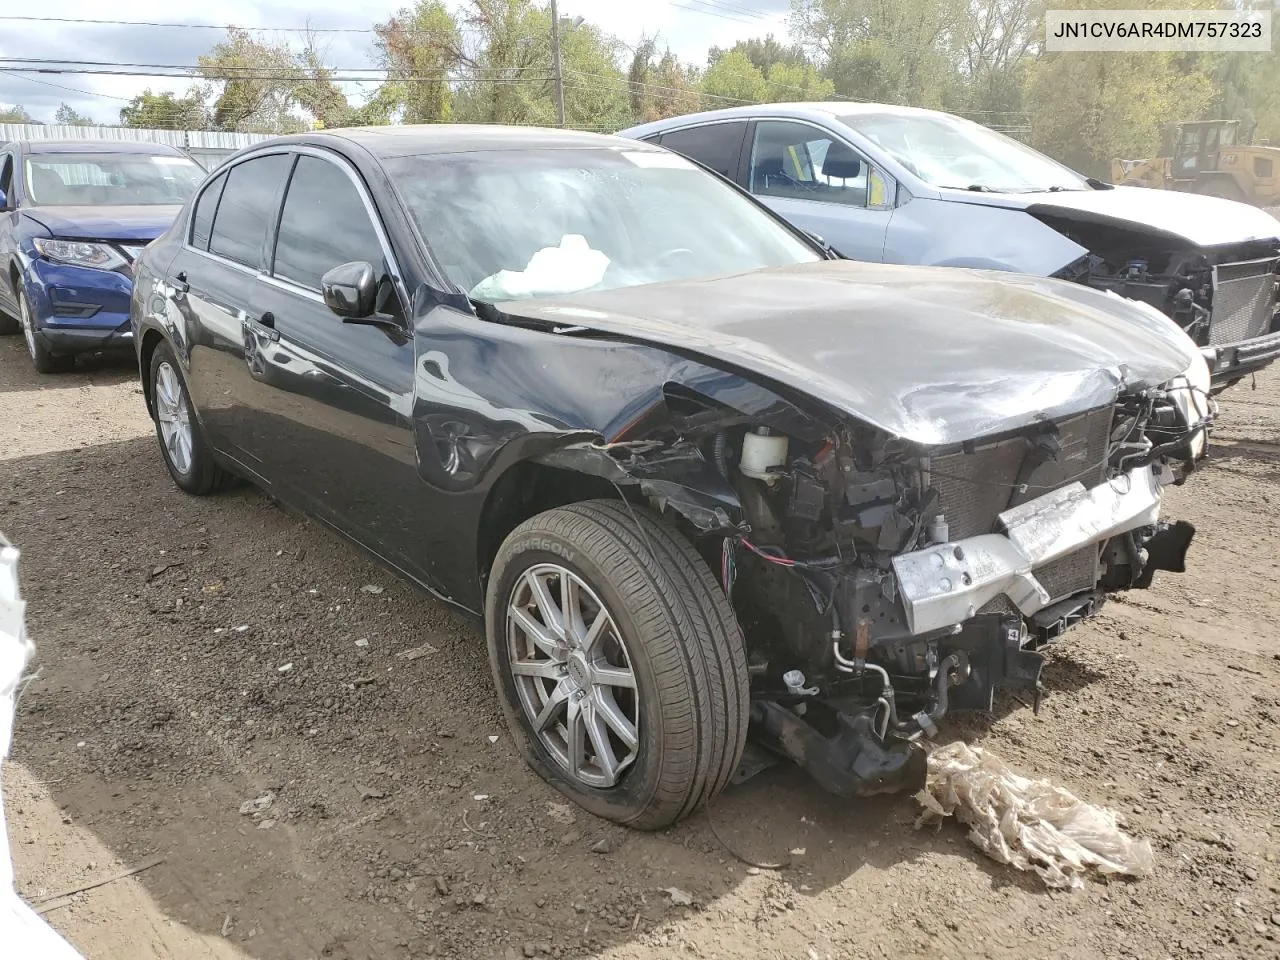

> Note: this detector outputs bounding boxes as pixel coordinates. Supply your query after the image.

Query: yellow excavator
[1111,119,1280,206]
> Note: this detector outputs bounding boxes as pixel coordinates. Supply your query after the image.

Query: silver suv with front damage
[621,102,1280,392]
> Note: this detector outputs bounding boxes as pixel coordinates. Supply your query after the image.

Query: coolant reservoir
[740,427,788,483]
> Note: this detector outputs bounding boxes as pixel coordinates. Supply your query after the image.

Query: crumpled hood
[497,260,1201,446]
[22,205,181,242]
[941,184,1280,248]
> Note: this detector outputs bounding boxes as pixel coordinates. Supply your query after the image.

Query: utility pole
[550,0,566,127]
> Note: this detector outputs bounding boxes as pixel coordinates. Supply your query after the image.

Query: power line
[0,15,373,33]
[671,0,772,26]
[0,68,553,84]
[1,71,133,102]
[0,58,547,75]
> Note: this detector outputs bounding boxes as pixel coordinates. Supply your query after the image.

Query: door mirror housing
[321,261,377,319]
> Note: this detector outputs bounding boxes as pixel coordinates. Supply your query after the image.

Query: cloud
[0,0,794,124]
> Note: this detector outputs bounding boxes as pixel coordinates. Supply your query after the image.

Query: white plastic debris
[470,235,610,300]
[277,663,293,673]
[662,887,693,906]
[487,735,499,744]
[915,742,1154,890]
[354,638,369,648]
[0,537,85,958]
[360,584,384,595]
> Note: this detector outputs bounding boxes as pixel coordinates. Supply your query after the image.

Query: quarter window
[0,154,12,206]
[208,153,292,269]
[272,155,385,293]
[657,122,747,179]
[748,120,885,208]
[189,172,226,252]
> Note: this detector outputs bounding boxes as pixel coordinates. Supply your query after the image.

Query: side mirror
[321,261,377,320]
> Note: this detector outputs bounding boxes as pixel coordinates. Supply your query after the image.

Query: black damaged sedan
[130,126,1213,828]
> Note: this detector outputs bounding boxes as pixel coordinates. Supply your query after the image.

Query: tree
[765,61,834,102]
[448,0,631,130]
[54,103,95,126]
[1022,0,1219,173]
[374,0,464,123]
[1025,52,1214,176]
[119,89,209,130]
[0,105,37,124]
[700,49,768,104]
[198,27,306,132]
[954,0,1042,118]
[790,0,968,108]
[708,34,809,75]
[627,37,700,122]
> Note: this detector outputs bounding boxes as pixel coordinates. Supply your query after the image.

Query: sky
[0,0,792,125]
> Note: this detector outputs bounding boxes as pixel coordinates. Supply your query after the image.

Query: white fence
[0,124,272,169]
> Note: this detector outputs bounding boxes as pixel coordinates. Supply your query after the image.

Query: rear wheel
[149,341,237,495]
[16,281,73,374]
[485,499,749,830]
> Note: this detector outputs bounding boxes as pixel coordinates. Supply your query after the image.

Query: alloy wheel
[154,361,194,476]
[505,563,640,788]
[18,295,35,360]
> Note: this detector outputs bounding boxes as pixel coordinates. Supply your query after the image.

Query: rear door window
[657,122,748,179]
[208,153,292,269]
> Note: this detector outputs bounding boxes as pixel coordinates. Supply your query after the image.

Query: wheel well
[475,460,629,594]
[138,329,164,416]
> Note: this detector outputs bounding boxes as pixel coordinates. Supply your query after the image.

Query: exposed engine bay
[568,370,1214,798]
[1044,216,1280,376]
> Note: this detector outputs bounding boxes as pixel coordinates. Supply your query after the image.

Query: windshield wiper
[1084,176,1115,190]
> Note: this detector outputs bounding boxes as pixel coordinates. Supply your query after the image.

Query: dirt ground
[1,334,1279,960]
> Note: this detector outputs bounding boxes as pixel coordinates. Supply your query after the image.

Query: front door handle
[250,311,279,342]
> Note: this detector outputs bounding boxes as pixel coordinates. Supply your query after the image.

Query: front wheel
[16,281,73,374]
[485,499,749,830]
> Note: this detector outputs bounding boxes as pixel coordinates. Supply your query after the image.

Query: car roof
[17,139,188,156]
[252,124,671,159]
[619,101,952,138]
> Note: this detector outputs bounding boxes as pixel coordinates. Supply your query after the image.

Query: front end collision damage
[518,358,1209,799]
[397,261,1213,801]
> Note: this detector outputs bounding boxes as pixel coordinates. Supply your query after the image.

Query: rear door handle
[172,271,189,294]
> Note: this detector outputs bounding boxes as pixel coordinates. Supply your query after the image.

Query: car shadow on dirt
[0,337,135,394]
[4,435,1080,959]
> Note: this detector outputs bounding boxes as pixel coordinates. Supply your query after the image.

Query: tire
[148,340,237,495]
[15,280,73,374]
[485,499,749,830]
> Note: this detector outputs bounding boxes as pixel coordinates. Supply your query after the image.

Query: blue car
[0,140,205,372]
[620,102,1280,389]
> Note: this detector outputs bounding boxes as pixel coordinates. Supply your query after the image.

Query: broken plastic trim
[891,465,1164,636]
